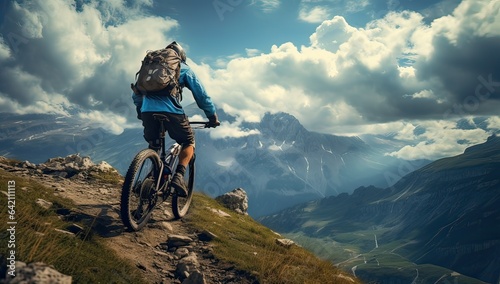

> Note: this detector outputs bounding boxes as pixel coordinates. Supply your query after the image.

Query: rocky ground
[0,154,258,284]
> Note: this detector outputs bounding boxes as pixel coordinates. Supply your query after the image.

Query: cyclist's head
[167,41,186,63]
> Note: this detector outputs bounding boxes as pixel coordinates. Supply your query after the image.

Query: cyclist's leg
[164,113,195,165]
[178,145,194,168]
[141,112,162,151]
[164,113,195,196]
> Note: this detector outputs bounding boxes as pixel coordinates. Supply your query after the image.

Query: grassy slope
[0,168,146,284]
[0,162,359,284]
[186,192,360,284]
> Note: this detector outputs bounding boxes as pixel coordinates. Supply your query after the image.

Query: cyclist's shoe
[170,173,188,197]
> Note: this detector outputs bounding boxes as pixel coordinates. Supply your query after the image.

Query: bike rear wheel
[120,149,161,231]
[172,154,195,219]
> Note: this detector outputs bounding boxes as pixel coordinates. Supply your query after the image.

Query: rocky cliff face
[379,137,500,283]
[260,135,500,284]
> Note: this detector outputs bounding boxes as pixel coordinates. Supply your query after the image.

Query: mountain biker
[132,41,220,197]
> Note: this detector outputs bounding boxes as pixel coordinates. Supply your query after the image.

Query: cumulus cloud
[201,3,498,128]
[309,16,356,52]
[487,116,500,130]
[0,0,177,132]
[195,0,500,158]
[387,119,492,160]
[1,0,499,160]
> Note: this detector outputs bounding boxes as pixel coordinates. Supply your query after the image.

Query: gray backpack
[133,47,182,99]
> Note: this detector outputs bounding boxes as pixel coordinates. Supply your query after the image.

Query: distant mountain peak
[261,111,303,126]
[259,111,307,140]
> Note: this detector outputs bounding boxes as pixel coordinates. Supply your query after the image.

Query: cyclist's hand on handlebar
[207,114,220,128]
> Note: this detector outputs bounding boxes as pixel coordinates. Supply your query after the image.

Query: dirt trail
[35,173,184,283]
[1,160,256,284]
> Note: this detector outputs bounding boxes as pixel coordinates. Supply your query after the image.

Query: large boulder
[215,188,249,215]
[94,161,114,172]
[43,154,94,173]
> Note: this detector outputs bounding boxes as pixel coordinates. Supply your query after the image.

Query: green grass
[0,161,360,284]
[0,169,146,284]
[186,193,360,284]
[284,232,360,263]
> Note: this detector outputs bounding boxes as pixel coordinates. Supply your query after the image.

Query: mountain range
[2,110,499,282]
[0,110,427,216]
[260,135,500,283]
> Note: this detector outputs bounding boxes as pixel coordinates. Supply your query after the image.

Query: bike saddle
[153,114,170,121]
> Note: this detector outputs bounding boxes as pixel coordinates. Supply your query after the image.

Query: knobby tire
[120,149,161,231]
[172,154,195,219]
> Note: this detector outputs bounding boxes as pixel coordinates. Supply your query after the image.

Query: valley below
[260,135,500,284]
[284,230,488,284]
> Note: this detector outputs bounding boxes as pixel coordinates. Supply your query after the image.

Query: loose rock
[35,198,53,210]
[275,238,295,248]
[7,261,72,284]
[176,252,200,278]
[168,234,194,248]
[215,188,249,215]
[182,271,206,284]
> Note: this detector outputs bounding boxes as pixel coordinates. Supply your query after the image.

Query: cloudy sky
[0,0,499,160]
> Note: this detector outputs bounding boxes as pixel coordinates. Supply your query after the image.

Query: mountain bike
[120,114,213,231]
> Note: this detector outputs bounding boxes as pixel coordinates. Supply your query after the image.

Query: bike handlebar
[153,114,219,128]
[189,121,220,129]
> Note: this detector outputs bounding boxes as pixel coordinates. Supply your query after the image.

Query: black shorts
[141,112,195,150]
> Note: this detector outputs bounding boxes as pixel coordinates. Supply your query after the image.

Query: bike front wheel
[172,154,195,219]
[121,149,161,231]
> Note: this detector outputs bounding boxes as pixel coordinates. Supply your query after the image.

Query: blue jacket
[132,63,216,117]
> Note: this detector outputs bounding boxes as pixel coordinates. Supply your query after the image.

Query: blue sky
[144,0,462,63]
[0,0,499,161]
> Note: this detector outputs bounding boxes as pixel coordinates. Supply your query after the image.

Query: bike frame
[154,116,207,198]
[120,116,212,230]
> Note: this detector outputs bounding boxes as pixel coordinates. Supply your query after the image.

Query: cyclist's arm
[131,91,143,119]
[132,91,143,108]
[180,66,216,118]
